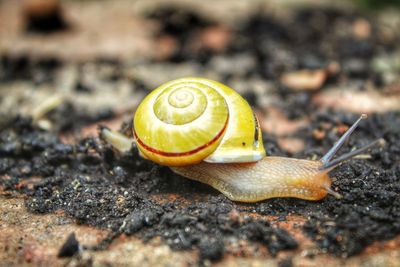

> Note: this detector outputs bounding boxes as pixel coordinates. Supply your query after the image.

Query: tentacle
[320,138,385,170]
[320,114,367,164]
[100,127,134,153]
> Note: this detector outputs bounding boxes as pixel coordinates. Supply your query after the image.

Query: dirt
[1,1,400,265]
[57,233,80,258]
[0,117,299,262]
[0,110,399,263]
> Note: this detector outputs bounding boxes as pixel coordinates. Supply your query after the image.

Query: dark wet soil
[1,111,398,261]
[0,117,300,261]
[23,0,69,33]
[1,6,400,263]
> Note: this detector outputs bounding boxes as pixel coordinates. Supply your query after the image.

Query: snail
[101,77,383,202]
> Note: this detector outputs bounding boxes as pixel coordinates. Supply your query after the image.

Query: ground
[1,0,400,266]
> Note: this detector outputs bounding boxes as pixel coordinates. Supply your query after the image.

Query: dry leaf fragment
[197,25,231,52]
[280,69,327,91]
[352,18,371,40]
[313,89,400,113]
[261,107,309,136]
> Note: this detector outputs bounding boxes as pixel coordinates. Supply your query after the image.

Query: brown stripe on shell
[134,115,229,157]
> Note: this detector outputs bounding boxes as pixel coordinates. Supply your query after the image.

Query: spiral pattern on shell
[134,78,230,166]
[134,77,265,166]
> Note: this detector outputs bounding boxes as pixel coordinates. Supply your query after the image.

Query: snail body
[102,77,381,202]
[171,157,330,202]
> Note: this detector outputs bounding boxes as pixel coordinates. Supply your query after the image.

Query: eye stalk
[319,114,385,171]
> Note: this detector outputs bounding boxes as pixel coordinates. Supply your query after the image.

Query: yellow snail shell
[133,77,265,167]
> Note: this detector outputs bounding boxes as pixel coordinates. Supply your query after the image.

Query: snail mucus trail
[101,77,384,202]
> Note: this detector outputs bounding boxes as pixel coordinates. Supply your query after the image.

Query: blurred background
[1,0,400,266]
[1,0,399,150]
